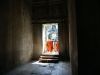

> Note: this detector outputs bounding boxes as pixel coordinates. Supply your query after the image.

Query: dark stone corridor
[0,0,100,75]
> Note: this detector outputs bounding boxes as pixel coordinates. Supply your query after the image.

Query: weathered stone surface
[0,0,33,74]
[32,3,68,20]
[68,0,78,75]
[58,22,69,60]
[2,61,72,75]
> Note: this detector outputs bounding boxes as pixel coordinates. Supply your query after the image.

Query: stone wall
[75,0,100,75]
[68,0,78,75]
[32,3,68,19]
[58,21,69,60]
[0,0,33,74]
[33,24,42,59]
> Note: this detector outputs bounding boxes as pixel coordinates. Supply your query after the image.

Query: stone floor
[2,60,72,75]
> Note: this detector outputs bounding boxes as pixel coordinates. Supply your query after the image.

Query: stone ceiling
[25,0,67,7]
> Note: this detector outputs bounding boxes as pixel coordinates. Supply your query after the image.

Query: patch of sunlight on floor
[31,61,49,65]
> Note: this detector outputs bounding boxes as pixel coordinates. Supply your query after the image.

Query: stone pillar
[68,0,78,75]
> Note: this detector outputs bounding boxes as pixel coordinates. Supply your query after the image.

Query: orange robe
[56,42,59,52]
[46,40,53,52]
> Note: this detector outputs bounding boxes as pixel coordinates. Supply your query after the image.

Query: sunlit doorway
[42,23,59,55]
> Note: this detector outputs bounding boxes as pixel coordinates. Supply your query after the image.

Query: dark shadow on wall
[75,0,100,75]
[0,0,33,74]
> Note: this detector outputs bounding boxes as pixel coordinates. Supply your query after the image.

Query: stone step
[39,53,59,63]
[42,54,59,56]
[39,58,59,63]
[40,56,58,59]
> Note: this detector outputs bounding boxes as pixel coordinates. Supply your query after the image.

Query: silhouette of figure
[55,41,59,52]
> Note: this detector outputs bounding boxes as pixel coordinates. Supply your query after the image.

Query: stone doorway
[42,23,59,55]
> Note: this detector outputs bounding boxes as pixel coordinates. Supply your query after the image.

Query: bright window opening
[42,23,59,54]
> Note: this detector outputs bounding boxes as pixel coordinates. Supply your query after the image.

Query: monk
[46,40,53,53]
[55,41,59,52]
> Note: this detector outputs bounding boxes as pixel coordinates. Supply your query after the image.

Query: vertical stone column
[68,0,78,75]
